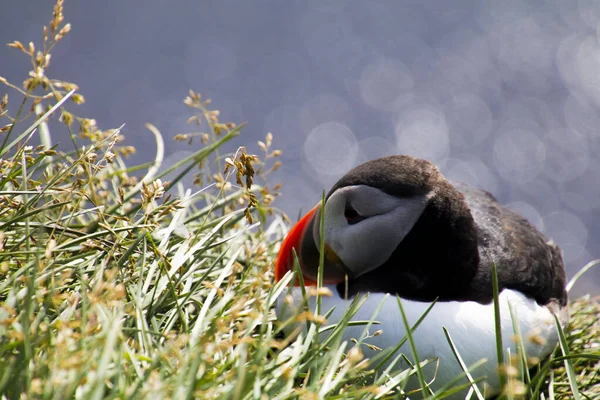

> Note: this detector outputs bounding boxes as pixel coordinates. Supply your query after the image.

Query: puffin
[275,155,568,398]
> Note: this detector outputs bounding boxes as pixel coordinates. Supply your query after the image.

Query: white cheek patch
[319,186,428,277]
[338,197,427,275]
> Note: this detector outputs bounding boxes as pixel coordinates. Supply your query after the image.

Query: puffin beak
[275,205,319,285]
[275,204,349,286]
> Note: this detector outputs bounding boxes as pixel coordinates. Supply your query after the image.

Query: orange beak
[275,204,351,286]
[275,205,319,286]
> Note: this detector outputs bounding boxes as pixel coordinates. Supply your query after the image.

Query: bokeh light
[445,94,493,151]
[303,121,358,181]
[300,93,353,132]
[493,128,546,184]
[395,106,450,166]
[359,58,414,111]
[543,211,588,263]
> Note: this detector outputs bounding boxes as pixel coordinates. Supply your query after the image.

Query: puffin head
[275,155,481,300]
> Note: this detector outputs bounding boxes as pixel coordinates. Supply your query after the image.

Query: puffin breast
[276,285,559,398]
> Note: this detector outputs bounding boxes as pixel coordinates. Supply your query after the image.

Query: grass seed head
[503,378,528,398]
[307,286,333,297]
[347,346,364,364]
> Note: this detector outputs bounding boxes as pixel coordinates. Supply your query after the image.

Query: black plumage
[325,155,567,306]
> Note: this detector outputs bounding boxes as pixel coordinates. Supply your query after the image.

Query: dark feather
[332,155,567,306]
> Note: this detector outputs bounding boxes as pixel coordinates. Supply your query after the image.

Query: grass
[0,1,599,398]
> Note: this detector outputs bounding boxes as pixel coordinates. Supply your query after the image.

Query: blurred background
[1,1,598,294]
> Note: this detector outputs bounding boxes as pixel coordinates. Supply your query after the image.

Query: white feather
[318,185,428,277]
[277,285,560,399]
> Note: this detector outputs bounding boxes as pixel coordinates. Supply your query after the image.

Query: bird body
[275,155,568,398]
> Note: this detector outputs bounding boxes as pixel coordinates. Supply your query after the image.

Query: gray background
[1,1,598,295]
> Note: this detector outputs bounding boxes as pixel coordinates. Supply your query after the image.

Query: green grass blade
[316,191,326,318]
[566,259,600,293]
[367,298,438,373]
[507,302,531,386]
[491,262,505,390]
[396,295,433,398]
[442,326,486,399]
[554,314,582,400]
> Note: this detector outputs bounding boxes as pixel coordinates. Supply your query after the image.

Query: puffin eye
[344,203,363,224]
